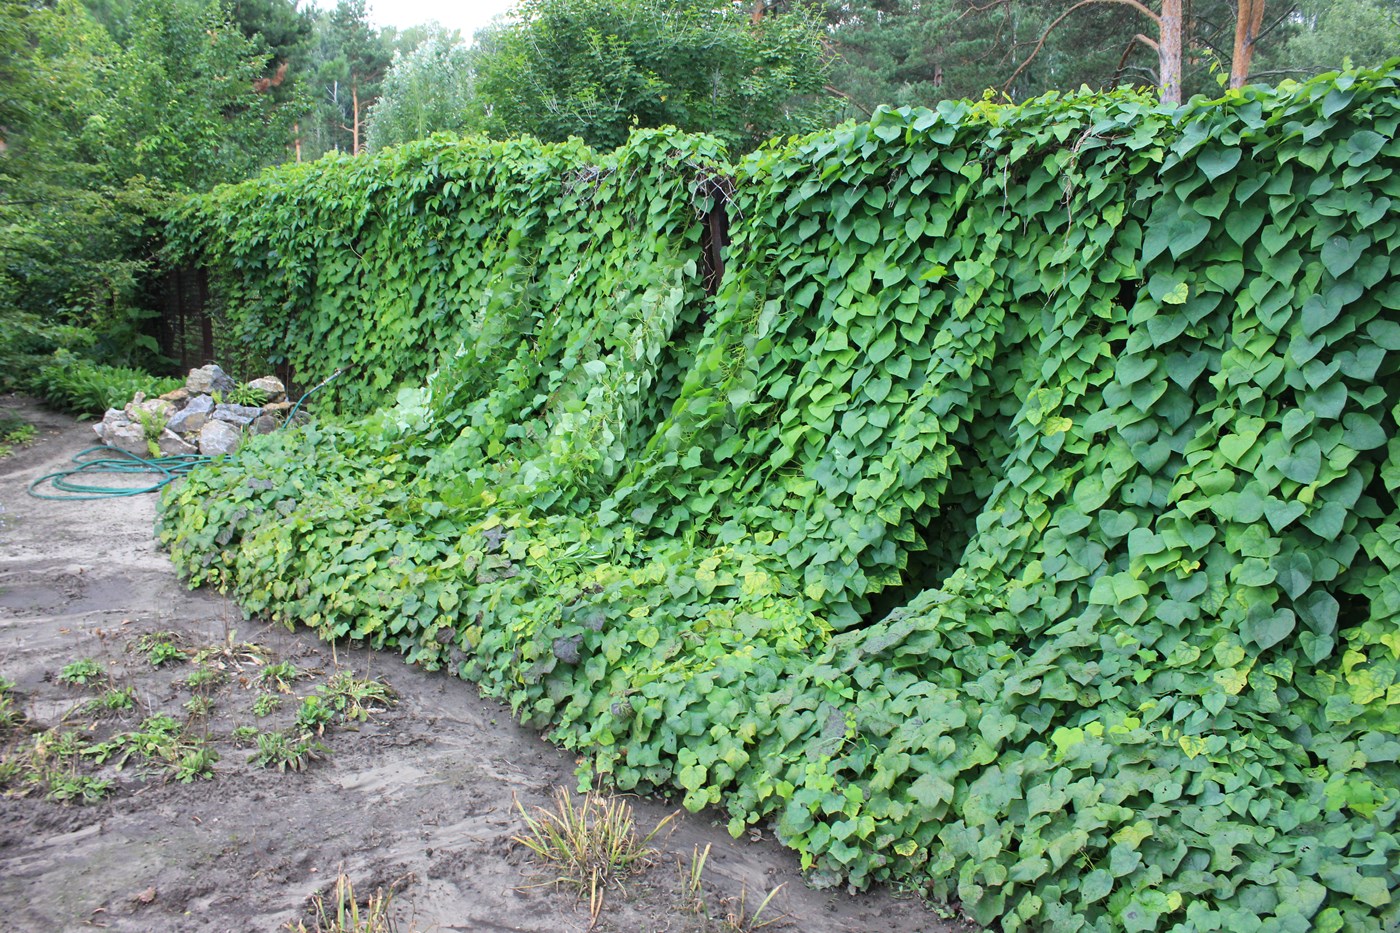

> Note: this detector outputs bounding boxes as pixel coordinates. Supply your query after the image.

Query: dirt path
[0,397,960,933]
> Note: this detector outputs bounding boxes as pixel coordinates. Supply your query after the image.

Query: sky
[363,0,517,38]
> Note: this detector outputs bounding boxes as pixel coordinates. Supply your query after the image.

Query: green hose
[27,367,348,501]
[28,447,208,500]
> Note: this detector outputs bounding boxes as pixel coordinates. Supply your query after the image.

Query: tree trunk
[293,122,302,163]
[1159,0,1182,104]
[1229,0,1267,88]
[351,80,361,156]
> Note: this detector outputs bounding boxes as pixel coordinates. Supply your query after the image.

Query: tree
[474,0,832,152]
[1272,0,1400,74]
[322,0,391,155]
[365,29,480,151]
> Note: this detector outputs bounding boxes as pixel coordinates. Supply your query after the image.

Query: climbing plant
[161,64,1400,932]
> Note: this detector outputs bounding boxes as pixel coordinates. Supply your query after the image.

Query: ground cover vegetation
[0,627,396,802]
[158,61,1400,931]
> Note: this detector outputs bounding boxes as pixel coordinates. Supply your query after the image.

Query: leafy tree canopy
[474,0,832,151]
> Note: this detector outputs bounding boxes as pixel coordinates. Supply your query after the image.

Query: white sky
[363,0,517,38]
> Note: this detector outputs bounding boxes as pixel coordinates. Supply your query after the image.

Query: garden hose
[27,367,349,501]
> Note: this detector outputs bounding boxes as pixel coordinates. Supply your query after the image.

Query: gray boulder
[103,421,151,458]
[213,403,264,426]
[250,414,280,435]
[185,364,235,395]
[245,376,286,403]
[198,420,243,456]
[166,394,213,435]
[157,430,198,457]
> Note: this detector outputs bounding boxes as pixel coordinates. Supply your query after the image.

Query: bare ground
[0,396,965,933]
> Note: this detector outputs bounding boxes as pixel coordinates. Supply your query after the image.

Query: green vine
[161,66,1400,932]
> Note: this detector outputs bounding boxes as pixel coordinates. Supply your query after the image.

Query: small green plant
[30,350,182,416]
[259,660,303,693]
[514,788,675,924]
[184,695,214,718]
[86,686,138,713]
[191,632,268,668]
[319,672,396,722]
[136,632,186,667]
[185,666,224,690]
[0,418,37,458]
[173,745,218,782]
[295,696,334,735]
[250,730,328,773]
[133,407,165,458]
[678,843,711,917]
[231,725,259,747]
[0,677,23,732]
[34,729,87,764]
[46,772,113,804]
[718,885,788,932]
[253,693,282,717]
[57,659,105,687]
[85,714,183,770]
[229,383,267,407]
[285,872,398,933]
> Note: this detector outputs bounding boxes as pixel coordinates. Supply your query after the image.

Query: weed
[0,678,23,732]
[0,419,37,458]
[285,872,398,933]
[135,632,186,667]
[296,696,335,735]
[250,730,329,773]
[86,686,138,714]
[718,885,788,932]
[191,632,268,668]
[514,787,675,925]
[231,725,259,747]
[86,714,183,769]
[173,745,218,782]
[253,693,283,717]
[678,843,711,917]
[45,772,112,804]
[184,695,215,719]
[186,666,224,690]
[57,658,105,687]
[320,672,396,722]
[260,660,303,693]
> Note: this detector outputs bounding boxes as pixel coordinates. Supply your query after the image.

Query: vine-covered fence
[162,66,1400,932]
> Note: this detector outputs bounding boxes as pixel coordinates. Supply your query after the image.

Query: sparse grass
[253,693,283,717]
[230,725,259,747]
[717,885,788,932]
[285,872,399,933]
[0,677,23,731]
[85,714,182,770]
[57,658,105,687]
[250,730,329,773]
[44,771,112,804]
[184,695,215,719]
[514,788,675,926]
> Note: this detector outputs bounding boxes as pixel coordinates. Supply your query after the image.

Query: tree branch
[1004,0,1163,95]
[825,84,874,117]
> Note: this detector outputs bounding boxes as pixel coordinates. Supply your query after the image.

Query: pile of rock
[94,364,299,458]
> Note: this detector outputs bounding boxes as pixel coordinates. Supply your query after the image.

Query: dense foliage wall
[162,66,1400,932]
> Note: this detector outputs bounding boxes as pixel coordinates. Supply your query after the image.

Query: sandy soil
[0,396,964,933]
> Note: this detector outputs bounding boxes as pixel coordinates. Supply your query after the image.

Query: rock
[213,403,263,426]
[166,394,213,434]
[103,421,152,458]
[125,398,173,424]
[159,387,191,405]
[185,364,235,395]
[245,376,286,403]
[156,430,198,456]
[250,414,280,435]
[262,400,293,413]
[198,420,243,456]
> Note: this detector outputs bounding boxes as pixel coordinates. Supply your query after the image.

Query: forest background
[0,0,1397,386]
